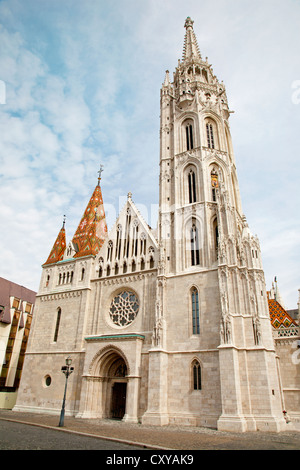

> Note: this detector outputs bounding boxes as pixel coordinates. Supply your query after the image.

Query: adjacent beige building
[0,277,36,409]
[15,18,299,432]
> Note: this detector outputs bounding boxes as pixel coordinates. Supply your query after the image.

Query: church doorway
[106,355,128,419]
[111,382,127,419]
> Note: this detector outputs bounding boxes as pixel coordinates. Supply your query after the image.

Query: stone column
[141,350,169,426]
[123,375,141,423]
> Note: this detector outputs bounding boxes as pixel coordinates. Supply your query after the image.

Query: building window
[116,225,122,259]
[191,288,200,334]
[186,124,194,150]
[190,222,200,266]
[107,240,113,262]
[53,308,61,342]
[213,218,219,256]
[206,123,214,149]
[188,169,197,203]
[192,360,202,390]
[109,290,139,327]
[211,170,219,201]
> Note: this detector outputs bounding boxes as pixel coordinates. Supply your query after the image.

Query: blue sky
[0,0,299,309]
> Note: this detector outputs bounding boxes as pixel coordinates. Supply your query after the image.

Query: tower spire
[43,217,66,265]
[72,172,108,258]
[182,17,202,62]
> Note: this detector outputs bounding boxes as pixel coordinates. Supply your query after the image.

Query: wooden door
[111,382,127,419]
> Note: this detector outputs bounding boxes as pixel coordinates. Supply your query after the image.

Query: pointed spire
[72,168,108,258]
[43,216,67,265]
[163,70,170,87]
[182,17,202,62]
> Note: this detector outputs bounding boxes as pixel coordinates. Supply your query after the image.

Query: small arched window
[116,225,122,259]
[191,288,200,334]
[188,169,197,203]
[190,221,200,266]
[192,360,202,390]
[186,123,194,150]
[206,123,215,149]
[213,218,219,257]
[107,240,113,262]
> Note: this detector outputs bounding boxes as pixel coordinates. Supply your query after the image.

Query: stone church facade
[15,18,289,432]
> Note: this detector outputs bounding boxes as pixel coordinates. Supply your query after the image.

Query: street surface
[0,420,142,450]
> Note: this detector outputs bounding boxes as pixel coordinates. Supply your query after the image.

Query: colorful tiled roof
[72,183,107,258]
[43,224,66,265]
[268,298,297,329]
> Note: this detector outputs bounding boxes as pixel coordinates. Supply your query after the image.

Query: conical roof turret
[72,169,108,258]
[43,217,66,265]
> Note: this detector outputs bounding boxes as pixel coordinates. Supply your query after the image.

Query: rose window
[109,291,139,327]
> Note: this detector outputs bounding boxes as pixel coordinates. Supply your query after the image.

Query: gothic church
[15,18,287,432]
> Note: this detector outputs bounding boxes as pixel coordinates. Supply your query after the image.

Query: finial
[184,17,194,29]
[98,164,104,185]
[62,215,66,228]
[127,191,132,201]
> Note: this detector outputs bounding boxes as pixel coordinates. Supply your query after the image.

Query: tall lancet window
[206,123,215,149]
[191,287,200,334]
[188,169,197,203]
[190,220,200,266]
[186,124,194,150]
[192,360,202,390]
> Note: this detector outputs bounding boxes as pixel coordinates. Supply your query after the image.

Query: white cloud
[0,0,299,309]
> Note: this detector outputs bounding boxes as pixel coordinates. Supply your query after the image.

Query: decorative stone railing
[273,326,300,339]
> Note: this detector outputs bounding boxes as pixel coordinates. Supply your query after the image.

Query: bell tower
[159,16,243,275]
[143,17,286,431]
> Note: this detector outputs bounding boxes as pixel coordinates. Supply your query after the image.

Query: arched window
[191,288,200,334]
[188,169,197,203]
[115,225,122,259]
[81,268,85,281]
[190,221,200,266]
[53,308,61,343]
[213,218,219,257]
[206,123,215,149]
[186,123,194,150]
[123,261,127,274]
[192,360,202,390]
[107,240,113,262]
[140,233,146,256]
[211,170,218,201]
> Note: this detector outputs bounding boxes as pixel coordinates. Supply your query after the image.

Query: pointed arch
[179,115,198,153]
[190,219,200,266]
[183,163,198,204]
[204,115,220,150]
[191,358,202,390]
[191,286,200,334]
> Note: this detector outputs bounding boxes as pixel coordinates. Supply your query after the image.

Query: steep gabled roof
[72,183,108,258]
[268,298,298,329]
[43,222,66,265]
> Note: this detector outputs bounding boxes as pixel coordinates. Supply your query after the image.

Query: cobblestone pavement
[0,410,300,450]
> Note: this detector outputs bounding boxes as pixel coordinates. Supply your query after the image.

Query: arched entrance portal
[81,347,129,420]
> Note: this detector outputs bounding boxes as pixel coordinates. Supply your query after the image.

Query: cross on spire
[98,164,104,185]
